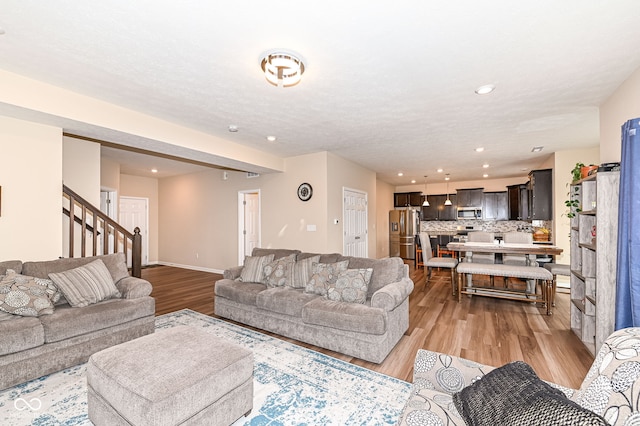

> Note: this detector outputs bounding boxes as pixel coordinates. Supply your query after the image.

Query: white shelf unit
[569,171,620,356]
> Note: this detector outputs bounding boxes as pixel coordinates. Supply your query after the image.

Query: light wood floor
[144,262,594,389]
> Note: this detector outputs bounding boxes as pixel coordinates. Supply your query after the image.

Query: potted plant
[571,162,584,183]
[566,163,584,218]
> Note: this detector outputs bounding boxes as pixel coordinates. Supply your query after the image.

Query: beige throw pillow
[263,254,296,288]
[239,254,275,284]
[289,255,321,289]
[48,259,121,307]
[305,260,349,296]
[0,269,58,316]
[325,268,373,304]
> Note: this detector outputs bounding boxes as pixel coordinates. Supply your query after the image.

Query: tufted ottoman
[87,325,253,426]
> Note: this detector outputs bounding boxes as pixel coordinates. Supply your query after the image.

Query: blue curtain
[615,117,640,329]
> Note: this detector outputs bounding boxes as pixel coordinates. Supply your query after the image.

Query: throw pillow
[0,269,57,316]
[325,268,373,304]
[239,254,275,284]
[305,260,349,296]
[453,361,607,426]
[289,255,321,289]
[263,254,296,288]
[48,259,121,308]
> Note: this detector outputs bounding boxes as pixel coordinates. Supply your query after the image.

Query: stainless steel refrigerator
[389,209,420,260]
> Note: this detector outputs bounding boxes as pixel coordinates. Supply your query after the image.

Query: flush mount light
[475,84,495,95]
[531,146,544,153]
[266,135,277,142]
[475,147,485,152]
[228,124,238,132]
[260,50,306,88]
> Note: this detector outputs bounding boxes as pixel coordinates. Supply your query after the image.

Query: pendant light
[422,175,430,206]
[444,174,452,206]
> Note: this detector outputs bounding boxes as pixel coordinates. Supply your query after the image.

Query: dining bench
[456,262,554,315]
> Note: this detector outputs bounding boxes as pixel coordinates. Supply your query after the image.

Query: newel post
[132,227,142,278]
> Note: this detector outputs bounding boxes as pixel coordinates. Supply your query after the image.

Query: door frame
[119,196,149,266]
[238,189,261,264]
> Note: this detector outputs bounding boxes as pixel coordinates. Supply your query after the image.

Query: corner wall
[0,116,62,261]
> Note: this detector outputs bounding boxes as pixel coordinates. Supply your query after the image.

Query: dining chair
[502,231,537,292]
[420,232,458,295]
[465,231,495,287]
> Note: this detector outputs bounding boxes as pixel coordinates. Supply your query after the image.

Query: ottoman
[87,325,253,426]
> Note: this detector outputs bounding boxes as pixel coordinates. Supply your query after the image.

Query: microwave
[457,207,482,220]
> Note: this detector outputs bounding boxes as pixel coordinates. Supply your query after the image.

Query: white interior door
[343,188,368,257]
[238,190,261,263]
[119,196,149,266]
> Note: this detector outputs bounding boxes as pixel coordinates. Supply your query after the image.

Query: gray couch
[0,253,155,390]
[214,248,414,364]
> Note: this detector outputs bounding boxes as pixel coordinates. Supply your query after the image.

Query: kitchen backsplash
[421,219,552,235]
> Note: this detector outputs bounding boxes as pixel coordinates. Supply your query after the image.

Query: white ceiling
[1,1,639,186]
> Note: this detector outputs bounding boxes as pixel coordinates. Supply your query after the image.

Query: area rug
[0,309,411,425]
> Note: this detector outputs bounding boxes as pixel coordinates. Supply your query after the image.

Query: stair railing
[62,185,142,277]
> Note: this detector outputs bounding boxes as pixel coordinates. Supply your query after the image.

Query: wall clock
[297,183,313,201]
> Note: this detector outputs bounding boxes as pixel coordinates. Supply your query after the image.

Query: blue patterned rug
[0,309,410,425]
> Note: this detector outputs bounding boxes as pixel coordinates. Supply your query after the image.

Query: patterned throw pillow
[48,259,121,308]
[289,255,321,289]
[0,269,58,316]
[325,268,373,304]
[239,254,275,284]
[263,254,296,288]
[305,260,349,296]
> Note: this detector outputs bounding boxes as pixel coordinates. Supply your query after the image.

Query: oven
[457,207,482,220]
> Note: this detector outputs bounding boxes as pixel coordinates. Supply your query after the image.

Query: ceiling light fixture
[260,50,306,88]
[422,176,430,207]
[483,163,489,168]
[228,124,238,132]
[398,172,403,177]
[475,84,495,95]
[444,175,452,206]
[483,173,489,178]
[437,168,443,173]
[531,146,544,153]
[475,147,485,152]
[151,168,158,174]
[266,135,277,142]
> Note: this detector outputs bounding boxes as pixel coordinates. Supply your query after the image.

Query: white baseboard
[155,261,224,274]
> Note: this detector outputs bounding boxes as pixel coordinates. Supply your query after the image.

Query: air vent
[246,172,260,179]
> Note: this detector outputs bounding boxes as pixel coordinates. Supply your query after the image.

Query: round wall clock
[297,183,313,201]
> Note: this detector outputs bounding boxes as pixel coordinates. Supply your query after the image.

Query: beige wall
[100,157,121,192]
[120,174,159,264]
[0,117,63,261]
[158,152,379,271]
[600,66,640,162]
[62,136,100,204]
[376,179,395,258]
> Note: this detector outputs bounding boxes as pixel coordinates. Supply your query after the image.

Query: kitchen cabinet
[456,188,484,207]
[421,194,457,220]
[570,171,619,355]
[483,191,508,221]
[528,169,553,220]
[394,192,422,207]
[507,184,529,220]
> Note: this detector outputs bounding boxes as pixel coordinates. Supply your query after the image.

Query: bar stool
[420,232,458,295]
[543,263,570,306]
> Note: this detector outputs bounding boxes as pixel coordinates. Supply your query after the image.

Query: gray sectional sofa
[0,253,155,390]
[214,248,414,363]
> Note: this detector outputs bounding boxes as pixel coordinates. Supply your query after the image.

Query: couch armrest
[116,276,153,299]
[412,349,496,395]
[370,277,414,311]
[223,266,243,280]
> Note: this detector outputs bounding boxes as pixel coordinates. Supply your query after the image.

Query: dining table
[446,241,563,264]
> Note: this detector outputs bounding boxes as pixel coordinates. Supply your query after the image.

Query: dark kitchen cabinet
[421,194,457,220]
[528,169,553,220]
[483,191,508,221]
[456,188,484,207]
[394,192,423,207]
[507,184,529,220]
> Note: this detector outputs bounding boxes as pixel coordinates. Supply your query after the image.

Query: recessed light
[475,147,484,152]
[151,168,158,173]
[228,124,238,132]
[444,176,450,181]
[483,174,489,178]
[397,172,403,177]
[482,163,489,168]
[437,168,443,173]
[475,84,495,95]
[411,179,416,184]
[266,135,277,142]
[531,146,544,153]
